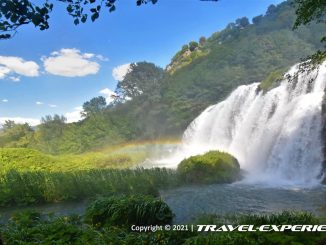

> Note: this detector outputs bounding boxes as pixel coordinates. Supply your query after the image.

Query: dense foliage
[115,62,165,102]
[1,208,325,245]
[85,195,174,228]
[177,151,240,184]
[293,0,326,62]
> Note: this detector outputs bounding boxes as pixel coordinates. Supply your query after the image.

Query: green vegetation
[161,1,324,133]
[0,148,146,172]
[258,67,288,92]
[85,195,174,228]
[115,62,165,101]
[167,40,209,74]
[0,168,179,207]
[177,151,240,184]
[0,1,323,155]
[293,0,326,63]
[1,207,325,245]
[1,1,324,154]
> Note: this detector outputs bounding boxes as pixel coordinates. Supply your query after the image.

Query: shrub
[177,151,240,184]
[85,195,174,228]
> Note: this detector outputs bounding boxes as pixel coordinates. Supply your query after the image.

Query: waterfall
[162,62,326,186]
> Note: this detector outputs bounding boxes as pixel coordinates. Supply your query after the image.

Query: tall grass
[0,168,179,207]
[85,195,174,228]
[0,148,146,172]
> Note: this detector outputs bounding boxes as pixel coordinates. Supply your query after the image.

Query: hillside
[0,0,324,154]
[159,1,324,133]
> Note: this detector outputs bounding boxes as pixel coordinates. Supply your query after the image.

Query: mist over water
[157,62,326,187]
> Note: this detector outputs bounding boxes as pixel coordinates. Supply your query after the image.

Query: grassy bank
[0,147,147,172]
[0,168,179,207]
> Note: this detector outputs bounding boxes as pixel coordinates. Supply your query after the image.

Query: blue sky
[0,0,284,125]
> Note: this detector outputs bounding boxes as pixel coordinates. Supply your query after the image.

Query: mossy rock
[177,151,240,184]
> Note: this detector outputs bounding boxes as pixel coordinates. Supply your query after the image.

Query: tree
[181,44,189,52]
[0,0,158,39]
[0,0,53,39]
[115,62,164,101]
[199,36,207,46]
[189,41,199,52]
[39,115,67,140]
[235,17,250,28]
[2,120,16,131]
[35,114,67,153]
[252,15,263,25]
[226,22,236,30]
[0,122,34,147]
[293,0,326,62]
[0,0,221,39]
[266,4,277,15]
[82,96,107,117]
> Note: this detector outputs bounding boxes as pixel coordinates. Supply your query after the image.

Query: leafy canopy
[0,0,218,39]
[115,62,164,102]
[293,0,326,62]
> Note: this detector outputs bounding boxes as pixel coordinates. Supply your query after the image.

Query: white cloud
[42,48,101,77]
[36,101,43,105]
[9,76,20,82]
[0,117,40,126]
[49,104,57,108]
[96,55,109,61]
[99,88,117,104]
[0,66,10,79]
[83,53,95,59]
[0,56,39,79]
[2,99,8,103]
[65,106,83,123]
[112,63,132,81]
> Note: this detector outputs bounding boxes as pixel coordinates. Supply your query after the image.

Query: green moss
[177,151,240,184]
[259,68,287,92]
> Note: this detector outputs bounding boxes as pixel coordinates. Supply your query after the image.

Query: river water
[1,183,324,224]
[161,183,326,223]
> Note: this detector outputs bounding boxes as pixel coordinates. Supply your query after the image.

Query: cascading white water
[159,62,326,186]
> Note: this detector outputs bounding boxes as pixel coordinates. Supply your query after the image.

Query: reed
[0,168,179,207]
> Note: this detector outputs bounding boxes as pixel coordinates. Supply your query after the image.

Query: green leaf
[81,15,87,23]
[109,5,116,12]
[67,5,73,13]
[91,12,99,22]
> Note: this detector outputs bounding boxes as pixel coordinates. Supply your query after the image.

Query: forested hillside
[0,0,324,154]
